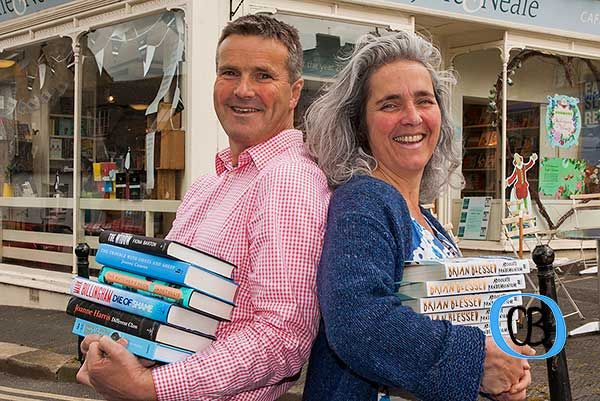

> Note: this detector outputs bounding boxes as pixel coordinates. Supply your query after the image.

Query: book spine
[443,260,530,279]
[95,244,189,286]
[70,277,171,323]
[99,267,189,304]
[72,318,191,363]
[421,274,526,298]
[408,291,523,314]
[427,307,510,325]
[66,297,161,341]
[99,231,170,256]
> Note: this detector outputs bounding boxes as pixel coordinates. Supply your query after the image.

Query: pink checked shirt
[152,129,330,401]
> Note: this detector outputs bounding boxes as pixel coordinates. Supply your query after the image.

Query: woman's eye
[381,104,396,110]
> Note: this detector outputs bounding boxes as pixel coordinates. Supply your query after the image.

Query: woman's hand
[480,337,535,395]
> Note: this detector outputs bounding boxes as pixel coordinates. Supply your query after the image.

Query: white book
[402,291,523,314]
[427,307,512,325]
[397,274,526,300]
[402,256,530,282]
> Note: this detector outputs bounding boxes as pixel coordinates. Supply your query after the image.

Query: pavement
[0,263,600,401]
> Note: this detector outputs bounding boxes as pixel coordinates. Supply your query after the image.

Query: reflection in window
[80,10,186,237]
[274,13,392,127]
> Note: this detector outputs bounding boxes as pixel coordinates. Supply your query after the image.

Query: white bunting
[94,48,104,76]
[143,45,156,77]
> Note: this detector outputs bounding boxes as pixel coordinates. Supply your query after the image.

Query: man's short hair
[217,14,303,82]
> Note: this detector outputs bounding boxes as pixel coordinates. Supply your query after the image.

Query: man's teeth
[393,134,424,143]
[232,107,259,113]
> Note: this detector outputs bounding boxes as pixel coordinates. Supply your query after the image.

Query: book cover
[70,277,219,337]
[402,291,523,314]
[469,319,514,337]
[98,267,234,321]
[72,317,192,363]
[95,243,238,303]
[396,274,526,300]
[98,230,235,279]
[402,257,530,282]
[66,297,214,352]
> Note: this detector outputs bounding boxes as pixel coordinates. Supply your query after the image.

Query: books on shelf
[72,317,192,363]
[396,274,526,300]
[402,256,530,282]
[70,277,220,337]
[99,230,235,279]
[98,267,234,321]
[67,297,214,352]
[95,244,238,304]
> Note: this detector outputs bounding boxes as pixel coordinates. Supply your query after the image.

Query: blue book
[96,244,238,304]
[71,277,219,337]
[72,317,192,363]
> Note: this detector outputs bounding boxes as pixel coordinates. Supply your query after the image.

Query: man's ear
[289,78,304,109]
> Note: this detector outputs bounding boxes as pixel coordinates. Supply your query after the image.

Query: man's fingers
[79,334,102,355]
[97,335,128,359]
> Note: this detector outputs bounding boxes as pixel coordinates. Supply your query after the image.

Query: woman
[302,31,533,401]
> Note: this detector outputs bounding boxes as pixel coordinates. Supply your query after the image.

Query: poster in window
[457,196,492,240]
[539,157,586,199]
[545,94,581,149]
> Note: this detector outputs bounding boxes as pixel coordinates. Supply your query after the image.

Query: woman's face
[365,59,441,180]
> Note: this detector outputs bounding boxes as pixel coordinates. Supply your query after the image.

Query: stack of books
[67,230,238,363]
[397,256,530,336]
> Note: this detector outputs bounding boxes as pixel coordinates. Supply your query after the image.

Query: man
[77,14,330,401]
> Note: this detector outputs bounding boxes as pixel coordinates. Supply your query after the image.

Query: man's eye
[220,70,237,77]
[257,73,273,80]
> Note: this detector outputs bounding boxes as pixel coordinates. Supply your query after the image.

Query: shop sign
[0,0,76,23]
[545,95,581,149]
[386,0,600,39]
[539,157,586,199]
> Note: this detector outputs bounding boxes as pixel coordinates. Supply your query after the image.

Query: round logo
[463,0,484,13]
[14,0,27,16]
[489,293,567,360]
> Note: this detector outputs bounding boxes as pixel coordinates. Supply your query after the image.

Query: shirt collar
[215,129,303,174]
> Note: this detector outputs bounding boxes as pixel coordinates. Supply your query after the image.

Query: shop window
[506,51,600,201]
[80,10,185,237]
[0,38,75,272]
[273,13,393,128]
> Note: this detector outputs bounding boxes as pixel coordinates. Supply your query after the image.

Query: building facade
[0,0,599,308]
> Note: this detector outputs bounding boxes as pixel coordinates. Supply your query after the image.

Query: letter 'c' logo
[489,293,567,360]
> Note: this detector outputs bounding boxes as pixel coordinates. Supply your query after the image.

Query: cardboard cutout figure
[506,152,538,216]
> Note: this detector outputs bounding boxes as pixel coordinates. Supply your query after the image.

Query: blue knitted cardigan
[302,175,486,401]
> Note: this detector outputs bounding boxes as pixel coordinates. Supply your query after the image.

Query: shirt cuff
[152,360,193,401]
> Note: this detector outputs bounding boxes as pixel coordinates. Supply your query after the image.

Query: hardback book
[402,291,523,314]
[66,297,214,352]
[72,317,192,363]
[70,277,219,337]
[402,256,530,282]
[95,243,238,304]
[98,267,234,321]
[98,230,235,279]
[427,307,511,325]
[396,274,526,300]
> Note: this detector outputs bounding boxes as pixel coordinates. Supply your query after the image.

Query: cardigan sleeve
[318,188,486,401]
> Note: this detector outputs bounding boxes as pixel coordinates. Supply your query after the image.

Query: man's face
[214,35,303,157]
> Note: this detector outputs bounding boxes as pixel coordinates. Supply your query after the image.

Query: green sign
[457,196,492,240]
[539,157,586,198]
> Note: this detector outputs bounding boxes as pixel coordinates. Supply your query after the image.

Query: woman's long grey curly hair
[304,30,462,203]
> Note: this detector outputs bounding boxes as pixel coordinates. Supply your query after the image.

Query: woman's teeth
[393,134,424,144]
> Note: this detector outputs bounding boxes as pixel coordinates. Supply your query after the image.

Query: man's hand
[480,337,535,395]
[76,335,158,401]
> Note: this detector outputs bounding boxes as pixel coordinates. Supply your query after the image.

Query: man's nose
[234,75,255,98]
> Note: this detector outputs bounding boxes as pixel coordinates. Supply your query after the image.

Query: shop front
[0,0,226,308]
[239,0,600,251]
